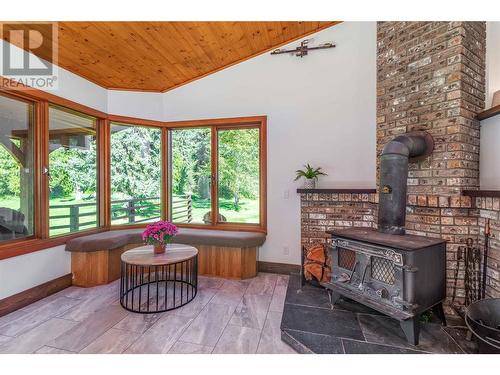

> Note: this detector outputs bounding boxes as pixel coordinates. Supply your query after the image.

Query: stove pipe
[378,131,434,235]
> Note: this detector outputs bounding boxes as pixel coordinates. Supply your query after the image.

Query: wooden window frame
[108,115,267,234]
[0,80,267,261]
[46,104,101,238]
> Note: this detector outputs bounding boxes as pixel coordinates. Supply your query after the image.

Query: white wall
[0,246,70,300]
[0,39,108,113]
[480,22,500,189]
[486,22,500,107]
[107,90,164,121]
[163,22,377,265]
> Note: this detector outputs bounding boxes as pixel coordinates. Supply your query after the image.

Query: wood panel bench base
[71,244,258,287]
[197,245,257,279]
[71,244,139,287]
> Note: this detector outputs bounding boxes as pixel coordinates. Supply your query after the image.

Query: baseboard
[258,261,300,275]
[0,273,73,317]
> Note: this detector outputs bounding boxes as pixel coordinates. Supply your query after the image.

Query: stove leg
[328,290,341,306]
[432,302,447,326]
[400,317,420,346]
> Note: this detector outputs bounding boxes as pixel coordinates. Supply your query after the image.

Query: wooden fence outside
[49,194,193,233]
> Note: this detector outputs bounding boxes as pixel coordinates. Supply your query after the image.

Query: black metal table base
[120,256,198,314]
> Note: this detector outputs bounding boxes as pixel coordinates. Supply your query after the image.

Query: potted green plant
[294,164,327,189]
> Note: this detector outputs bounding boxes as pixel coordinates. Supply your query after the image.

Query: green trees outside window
[48,106,98,236]
[110,123,162,225]
[170,128,211,224]
[0,94,35,242]
[218,128,260,223]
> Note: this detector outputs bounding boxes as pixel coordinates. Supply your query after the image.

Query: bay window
[0,82,266,259]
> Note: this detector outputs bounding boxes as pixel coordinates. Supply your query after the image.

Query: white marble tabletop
[121,244,198,266]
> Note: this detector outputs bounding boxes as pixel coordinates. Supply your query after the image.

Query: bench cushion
[65,228,266,252]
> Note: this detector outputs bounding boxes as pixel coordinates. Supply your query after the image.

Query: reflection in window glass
[217,128,260,224]
[48,106,97,236]
[170,128,211,224]
[110,123,161,225]
[0,95,35,242]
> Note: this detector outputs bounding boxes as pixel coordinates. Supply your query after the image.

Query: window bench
[66,228,266,287]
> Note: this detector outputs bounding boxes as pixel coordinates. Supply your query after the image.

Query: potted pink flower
[142,220,178,254]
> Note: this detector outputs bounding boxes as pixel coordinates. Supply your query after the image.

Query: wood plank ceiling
[3,22,338,92]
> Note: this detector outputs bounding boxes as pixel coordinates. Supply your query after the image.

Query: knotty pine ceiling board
[2,21,339,92]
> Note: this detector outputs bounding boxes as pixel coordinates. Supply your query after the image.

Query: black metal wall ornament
[270,39,335,58]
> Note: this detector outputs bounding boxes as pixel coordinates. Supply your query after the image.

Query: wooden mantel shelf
[462,190,500,198]
[296,188,376,194]
[477,104,500,121]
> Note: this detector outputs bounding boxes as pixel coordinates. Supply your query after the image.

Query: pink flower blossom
[143,220,178,246]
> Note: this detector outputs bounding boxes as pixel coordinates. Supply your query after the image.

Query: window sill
[111,222,267,234]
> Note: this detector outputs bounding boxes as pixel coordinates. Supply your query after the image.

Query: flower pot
[154,243,166,255]
[303,178,316,189]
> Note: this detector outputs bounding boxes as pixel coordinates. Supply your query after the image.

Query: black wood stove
[322,131,447,345]
[323,228,446,345]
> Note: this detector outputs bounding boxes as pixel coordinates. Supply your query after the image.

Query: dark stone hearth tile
[281,303,364,341]
[342,339,424,354]
[333,297,383,316]
[443,327,478,354]
[281,330,313,354]
[358,314,463,354]
[282,329,344,354]
[285,274,332,310]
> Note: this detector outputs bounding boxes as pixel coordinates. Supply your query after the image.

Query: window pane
[217,128,260,224]
[170,128,211,224]
[110,123,161,225]
[0,95,35,242]
[48,106,97,236]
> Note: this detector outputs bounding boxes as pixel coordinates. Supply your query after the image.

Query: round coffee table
[120,244,198,314]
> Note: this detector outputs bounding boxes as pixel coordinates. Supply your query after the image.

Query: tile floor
[281,273,478,354]
[0,273,297,354]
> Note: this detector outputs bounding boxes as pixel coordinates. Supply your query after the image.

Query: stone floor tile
[0,318,77,354]
[269,284,287,312]
[168,341,213,354]
[245,273,277,296]
[113,312,162,334]
[35,346,76,354]
[282,329,344,354]
[212,324,261,354]
[198,276,224,290]
[0,296,80,337]
[358,314,463,354]
[57,291,119,322]
[170,288,218,318]
[342,339,425,354]
[49,305,128,352]
[281,303,364,341]
[257,311,296,354]
[80,328,141,354]
[125,314,193,354]
[230,294,271,329]
[179,303,234,346]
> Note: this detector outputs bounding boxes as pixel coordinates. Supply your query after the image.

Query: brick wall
[377,22,486,195]
[300,193,376,246]
[377,21,488,310]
